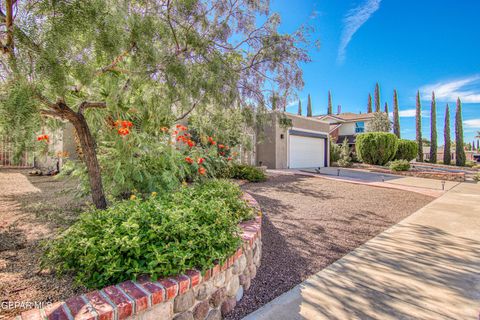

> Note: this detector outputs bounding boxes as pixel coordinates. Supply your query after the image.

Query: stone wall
[15,194,262,320]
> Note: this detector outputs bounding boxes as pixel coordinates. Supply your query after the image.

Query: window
[355,121,365,133]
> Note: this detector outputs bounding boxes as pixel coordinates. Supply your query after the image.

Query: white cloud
[395,109,429,118]
[337,0,382,64]
[420,75,480,103]
[464,119,480,128]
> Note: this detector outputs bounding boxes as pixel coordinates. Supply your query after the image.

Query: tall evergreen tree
[393,89,400,138]
[328,91,333,115]
[430,92,437,163]
[416,90,423,161]
[367,94,373,113]
[443,104,451,165]
[477,140,479,151]
[455,98,466,166]
[384,102,389,114]
[297,99,302,115]
[307,94,313,117]
[374,82,381,112]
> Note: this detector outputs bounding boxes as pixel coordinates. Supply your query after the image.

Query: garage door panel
[289,135,325,168]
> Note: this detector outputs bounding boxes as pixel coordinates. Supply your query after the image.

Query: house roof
[316,112,377,123]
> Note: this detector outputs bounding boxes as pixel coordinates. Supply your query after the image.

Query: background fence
[0,137,34,167]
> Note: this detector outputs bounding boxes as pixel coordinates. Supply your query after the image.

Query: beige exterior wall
[256,112,330,169]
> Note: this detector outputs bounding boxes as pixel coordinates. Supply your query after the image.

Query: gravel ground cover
[226,173,434,319]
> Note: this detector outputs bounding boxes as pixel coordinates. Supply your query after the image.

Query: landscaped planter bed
[14,194,262,320]
[354,163,465,182]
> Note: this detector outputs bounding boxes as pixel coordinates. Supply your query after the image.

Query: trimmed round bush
[389,159,411,171]
[43,180,254,288]
[395,139,418,161]
[355,132,399,165]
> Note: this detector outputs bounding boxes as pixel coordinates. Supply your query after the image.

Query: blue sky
[271,0,480,145]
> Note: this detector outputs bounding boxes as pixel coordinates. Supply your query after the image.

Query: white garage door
[289,134,326,168]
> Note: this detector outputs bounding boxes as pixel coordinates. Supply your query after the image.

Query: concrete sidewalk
[244,182,480,320]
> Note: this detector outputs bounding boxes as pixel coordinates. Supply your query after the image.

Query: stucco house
[316,112,377,146]
[255,112,330,169]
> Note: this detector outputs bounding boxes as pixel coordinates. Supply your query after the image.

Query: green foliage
[337,138,352,167]
[307,94,312,117]
[393,89,400,138]
[444,104,451,165]
[430,92,437,163]
[374,83,381,112]
[330,140,341,163]
[389,159,411,171]
[455,98,466,166]
[229,164,266,182]
[327,91,332,115]
[356,132,399,165]
[395,139,418,161]
[473,172,480,182]
[43,180,254,288]
[416,91,423,161]
[367,94,372,113]
[366,112,391,132]
[297,100,302,116]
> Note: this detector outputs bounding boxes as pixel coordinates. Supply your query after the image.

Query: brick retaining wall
[15,193,262,320]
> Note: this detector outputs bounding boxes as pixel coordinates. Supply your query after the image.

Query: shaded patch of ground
[0,169,88,319]
[226,173,434,320]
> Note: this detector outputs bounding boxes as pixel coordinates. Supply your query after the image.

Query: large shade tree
[0,0,311,209]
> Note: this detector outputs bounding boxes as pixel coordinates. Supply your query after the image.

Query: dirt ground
[0,169,89,319]
[225,173,434,320]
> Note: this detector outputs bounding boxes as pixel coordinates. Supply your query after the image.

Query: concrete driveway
[243,182,480,320]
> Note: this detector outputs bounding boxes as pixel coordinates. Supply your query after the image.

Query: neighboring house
[316,112,377,146]
[256,112,330,169]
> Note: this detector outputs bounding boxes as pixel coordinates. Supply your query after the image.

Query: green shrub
[337,138,352,167]
[395,139,418,161]
[356,132,399,165]
[473,173,480,182]
[389,159,411,171]
[43,180,254,288]
[229,164,266,182]
[465,160,476,168]
[330,140,341,163]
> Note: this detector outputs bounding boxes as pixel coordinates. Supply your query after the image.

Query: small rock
[174,290,195,313]
[243,277,251,291]
[226,275,239,297]
[221,297,237,316]
[209,288,225,308]
[235,285,244,302]
[205,309,221,320]
[213,272,225,288]
[196,281,214,301]
[174,311,194,320]
[193,301,209,320]
[237,255,247,273]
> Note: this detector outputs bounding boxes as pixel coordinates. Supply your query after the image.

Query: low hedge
[43,180,255,288]
[395,139,418,161]
[356,132,399,165]
[229,164,266,182]
[389,159,411,171]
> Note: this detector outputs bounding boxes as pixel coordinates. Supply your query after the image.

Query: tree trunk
[70,113,107,209]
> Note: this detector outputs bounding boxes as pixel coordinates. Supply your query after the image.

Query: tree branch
[95,42,136,75]
[175,101,198,121]
[78,101,107,114]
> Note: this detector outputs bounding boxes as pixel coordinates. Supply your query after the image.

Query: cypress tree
[393,89,400,138]
[455,97,466,166]
[443,104,451,165]
[307,94,312,117]
[367,94,372,113]
[297,99,302,115]
[430,91,437,163]
[328,91,333,115]
[374,82,381,112]
[416,90,423,161]
[384,102,389,114]
[477,140,479,151]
